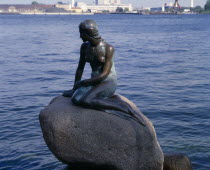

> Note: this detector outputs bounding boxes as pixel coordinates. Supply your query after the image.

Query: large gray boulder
[39,96,164,170]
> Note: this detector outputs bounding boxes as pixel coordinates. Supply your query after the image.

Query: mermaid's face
[79,28,93,42]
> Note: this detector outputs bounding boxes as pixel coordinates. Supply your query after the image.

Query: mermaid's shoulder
[81,42,90,49]
[105,43,115,61]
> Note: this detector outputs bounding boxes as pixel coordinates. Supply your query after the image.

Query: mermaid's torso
[72,41,117,102]
[84,41,117,83]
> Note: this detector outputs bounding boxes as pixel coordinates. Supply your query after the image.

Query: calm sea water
[0,14,210,169]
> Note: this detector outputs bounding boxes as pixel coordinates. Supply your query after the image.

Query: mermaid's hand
[74,81,83,89]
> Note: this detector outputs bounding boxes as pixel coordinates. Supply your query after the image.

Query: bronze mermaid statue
[63,20,145,126]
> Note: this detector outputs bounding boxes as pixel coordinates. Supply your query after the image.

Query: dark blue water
[0,14,209,169]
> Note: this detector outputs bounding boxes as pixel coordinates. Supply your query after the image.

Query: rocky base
[39,95,164,170]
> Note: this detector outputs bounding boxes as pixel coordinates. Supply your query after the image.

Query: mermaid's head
[79,20,101,41]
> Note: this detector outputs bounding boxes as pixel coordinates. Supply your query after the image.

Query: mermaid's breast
[91,63,117,83]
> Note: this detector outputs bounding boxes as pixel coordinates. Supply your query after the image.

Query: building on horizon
[0,1,132,14]
[95,0,121,5]
[55,3,71,11]
[76,0,132,12]
[0,4,55,13]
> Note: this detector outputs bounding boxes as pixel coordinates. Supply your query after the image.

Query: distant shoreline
[0,12,203,15]
[0,12,94,15]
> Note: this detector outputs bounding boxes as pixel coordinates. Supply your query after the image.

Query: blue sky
[0,0,207,8]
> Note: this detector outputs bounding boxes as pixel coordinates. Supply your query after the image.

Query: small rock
[164,154,193,170]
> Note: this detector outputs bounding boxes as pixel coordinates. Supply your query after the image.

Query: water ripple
[0,14,210,170]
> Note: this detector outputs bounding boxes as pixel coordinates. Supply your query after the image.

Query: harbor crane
[173,0,195,11]
[173,0,181,8]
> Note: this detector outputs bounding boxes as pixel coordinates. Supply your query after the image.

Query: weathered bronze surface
[63,20,145,126]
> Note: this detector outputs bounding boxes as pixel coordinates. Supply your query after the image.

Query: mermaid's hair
[79,20,101,39]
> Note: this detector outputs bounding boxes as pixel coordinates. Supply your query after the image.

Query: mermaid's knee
[71,95,92,107]
[71,96,81,106]
[80,97,92,107]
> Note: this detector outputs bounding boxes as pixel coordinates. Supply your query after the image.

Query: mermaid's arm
[73,43,87,89]
[63,43,87,97]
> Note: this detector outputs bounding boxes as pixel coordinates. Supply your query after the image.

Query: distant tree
[116,7,123,12]
[194,6,202,13]
[102,10,109,13]
[57,1,64,5]
[124,7,129,12]
[204,0,210,10]
[32,1,39,5]
[165,7,173,13]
